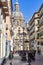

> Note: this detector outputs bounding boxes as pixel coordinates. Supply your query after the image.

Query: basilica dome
[13,1,24,20]
[13,11,24,19]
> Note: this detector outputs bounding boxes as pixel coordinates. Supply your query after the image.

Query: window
[6,27,8,30]
[37,20,39,24]
[18,27,20,34]
[6,33,7,35]
[38,14,39,16]
[37,34,39,39]
[6,24,8,30]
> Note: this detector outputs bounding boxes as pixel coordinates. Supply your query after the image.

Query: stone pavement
[2,53,43,65]
[31,54,43,65]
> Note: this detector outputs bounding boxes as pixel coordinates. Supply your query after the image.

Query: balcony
[0,0,7,7]
[30,33,35,40]
[30,37,35,41]
[39,31,43,37]
[39,25,43,31]
[39,20,43,27]
[39,36,43,39]
[30,27,35,34]
[36,38,43,42]
[2,7,8,12]
[24,39,29,43]
[0,0,9,15]
[29,22,35,30]
[39,12,43,18]
[39,28,43,34]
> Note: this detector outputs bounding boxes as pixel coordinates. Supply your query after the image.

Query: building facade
[0,0,12,64]
[29,12,39,50]
[12,1,30,51]
[24,23,30,50]
[29,4,43,54]
[12,1,24,51]
[38,4,43,54]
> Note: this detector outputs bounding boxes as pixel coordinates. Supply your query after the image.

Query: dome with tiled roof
[13,1,24,20]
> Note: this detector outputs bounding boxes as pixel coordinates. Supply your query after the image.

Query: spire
[16,0,18,4]
[16,0,18,2]
[14,0,19,11]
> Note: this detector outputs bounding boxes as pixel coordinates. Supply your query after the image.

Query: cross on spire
[16,0,18,2]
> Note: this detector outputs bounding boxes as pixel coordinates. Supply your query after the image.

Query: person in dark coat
[28,52,31,65]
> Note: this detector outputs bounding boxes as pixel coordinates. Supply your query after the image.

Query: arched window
[18,27,20,34]
[6,24,8,30]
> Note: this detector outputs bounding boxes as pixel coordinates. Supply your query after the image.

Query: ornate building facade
[12,1,30,51]
[12,1,24,51]
[29,4,43,54]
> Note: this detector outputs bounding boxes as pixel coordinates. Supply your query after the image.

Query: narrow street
[4,53,27,65]
[31,54,43,65]
[0,0,43,65]
[3,53,43,65]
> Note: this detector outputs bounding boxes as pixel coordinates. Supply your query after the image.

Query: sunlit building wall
[29,4,43,54]
[0,0,12,64]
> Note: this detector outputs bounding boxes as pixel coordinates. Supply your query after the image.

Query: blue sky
[12,0,43,22]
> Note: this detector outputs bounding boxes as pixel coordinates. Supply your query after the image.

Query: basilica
[0,0,43,64]
[12,1,29,51]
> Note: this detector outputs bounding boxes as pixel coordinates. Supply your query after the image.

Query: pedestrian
[10,62,12,65]
[28,52,31,65]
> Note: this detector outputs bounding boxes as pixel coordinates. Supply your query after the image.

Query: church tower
[14,0,19,11]
[13,0,24,51]
[13,0,24,28]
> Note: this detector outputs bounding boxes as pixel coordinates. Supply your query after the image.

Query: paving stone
[3,53,43,65]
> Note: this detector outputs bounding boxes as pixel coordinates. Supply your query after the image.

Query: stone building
[37,4,43,54]
[29,4,43,54]
[29,12,39,50]
[12,1,30,51]
[0,0,12,64]
[12,1,24,51]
